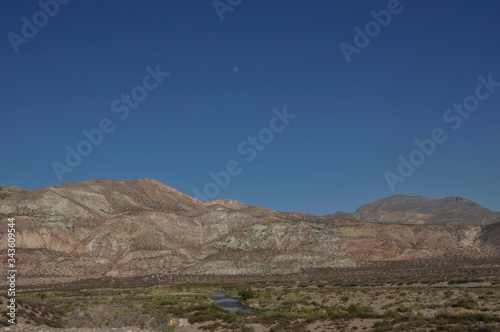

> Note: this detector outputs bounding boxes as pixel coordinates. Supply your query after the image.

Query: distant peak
[340,194,496,225]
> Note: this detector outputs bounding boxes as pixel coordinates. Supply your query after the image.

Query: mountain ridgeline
[330,194,500,225]
[0,179,499,288]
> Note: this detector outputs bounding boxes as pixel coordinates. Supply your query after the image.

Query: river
[209,292,253,313]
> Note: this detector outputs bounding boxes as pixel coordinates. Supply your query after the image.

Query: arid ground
[2,266,500,331]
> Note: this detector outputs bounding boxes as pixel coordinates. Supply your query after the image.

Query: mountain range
[0,179,499,289]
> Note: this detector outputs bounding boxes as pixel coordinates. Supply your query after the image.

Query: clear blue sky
[1,0,499,215]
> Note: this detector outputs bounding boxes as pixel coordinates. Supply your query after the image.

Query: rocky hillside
[0,180,499,287]
[331,194,500,225]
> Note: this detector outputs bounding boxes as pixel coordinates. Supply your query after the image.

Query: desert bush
[0,317,9,327]
[65,306,154,329]
[188,307,234,324]
[444,289,454,298]
[238,289,256,301]
[396,306,411,313]
[373,320,393,332]
[227,321,255,331]
[434,311,500,324]
[452,297,478,310]
[448,278,482,285]
[200,322,222,331]
[347,304,376,318]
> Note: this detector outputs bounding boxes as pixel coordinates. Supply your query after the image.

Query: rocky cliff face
[0,180,498,287]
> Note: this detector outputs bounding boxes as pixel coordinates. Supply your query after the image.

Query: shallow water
[209,292,253,313]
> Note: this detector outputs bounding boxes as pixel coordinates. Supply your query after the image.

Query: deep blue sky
[1,0,499,215]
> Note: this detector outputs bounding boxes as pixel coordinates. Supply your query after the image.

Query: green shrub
[452,297,478,310]
[238,289,256,301]
[396,306,411,313]
[447,278,482,285]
